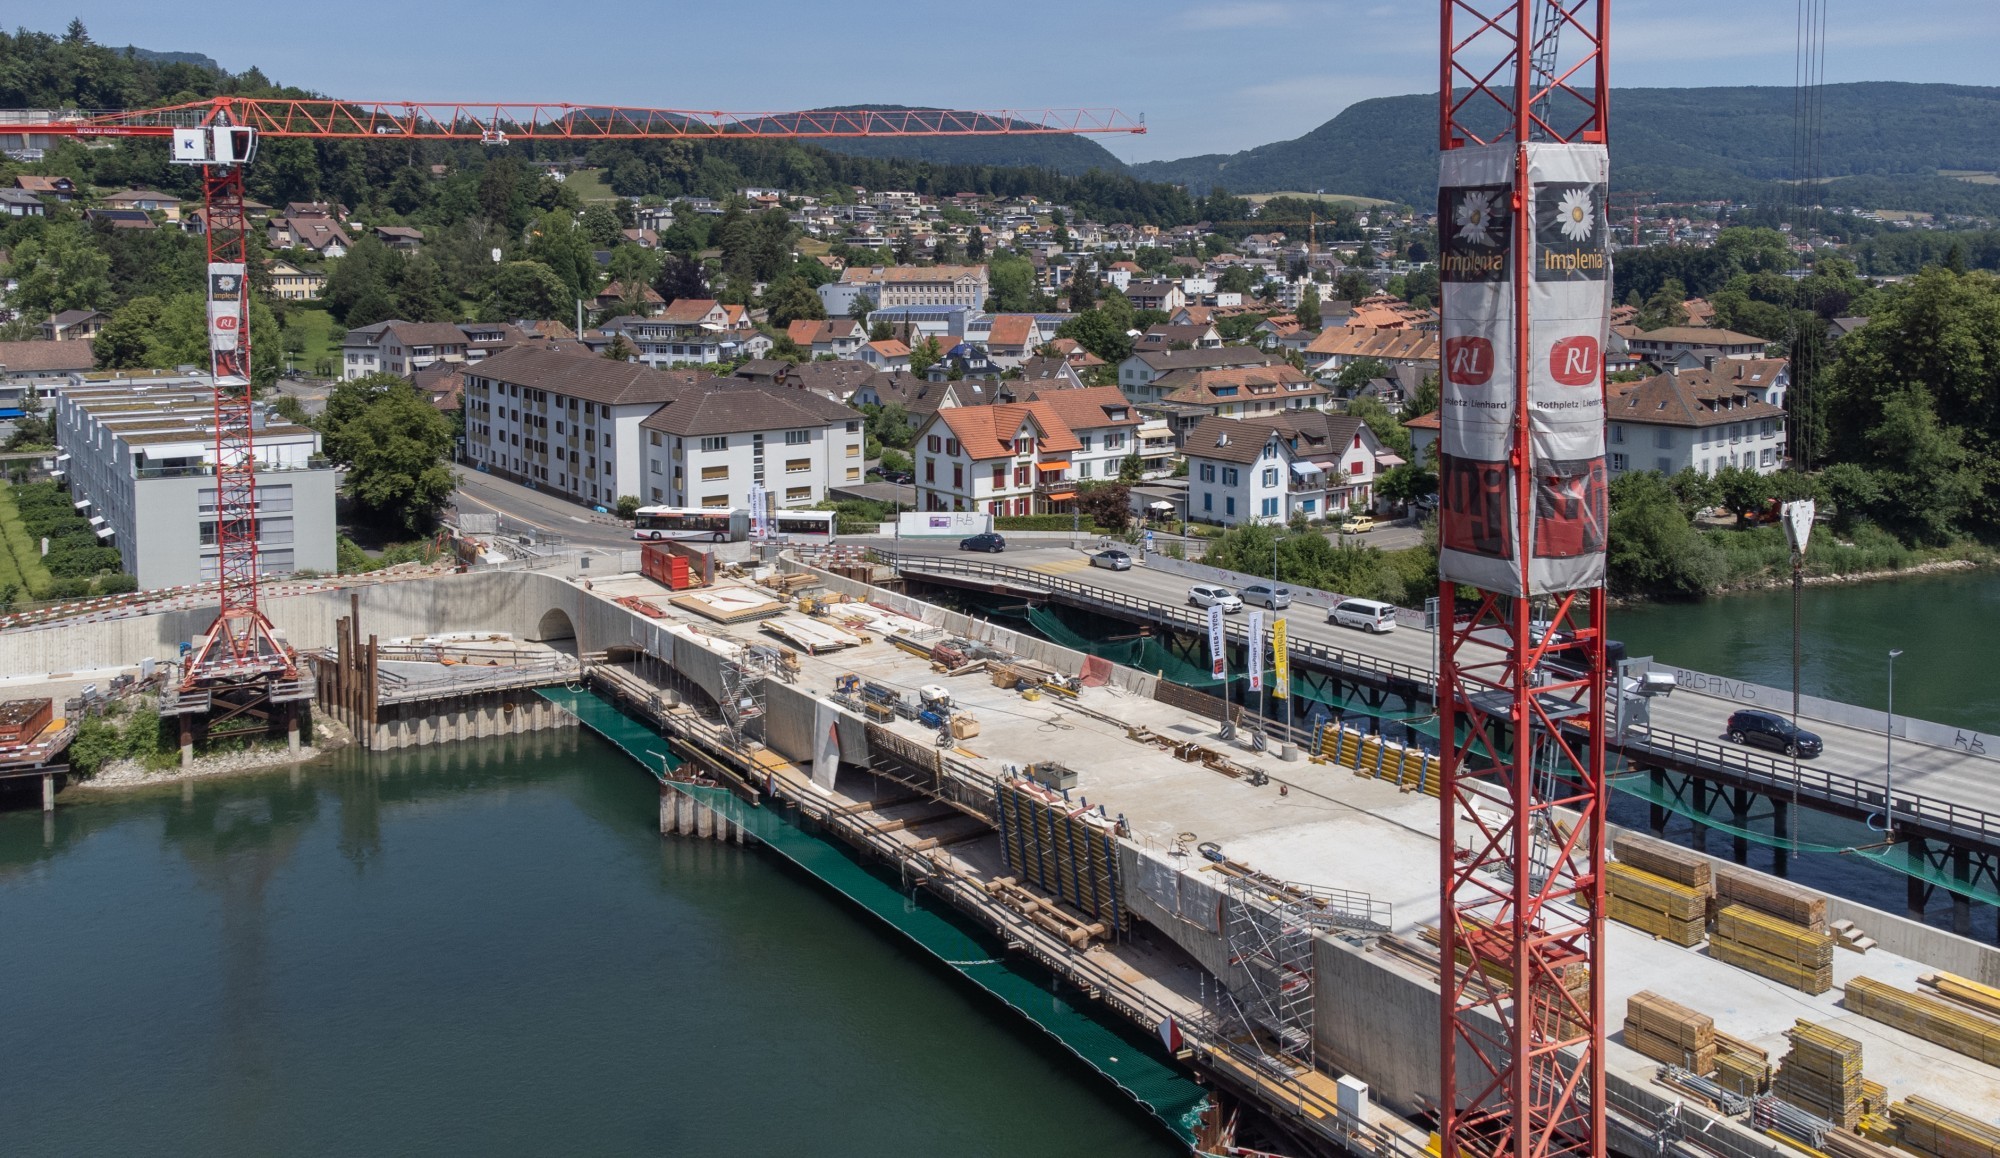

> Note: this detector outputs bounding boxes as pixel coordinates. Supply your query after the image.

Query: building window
[700,436,728,452]
[650,487,663,502]
[953,464,964,489]
[1262,467,1278,487]
[846,467,861,481]
[785,429,811,445]
[1077,461,1092,479]
[702,465,729,481]
[928,435,942,452]
[1078,434,1093,452]
[1013,465,1030,487]
[925,459,935,483]
[786,458,811,473]
[785,486,811,503]
[945,439,959,457]
[1222,467,1238,486]
[1199,464,1215,483]
[651,461,661,474]
[1203,493,1212,512]
[846,420,861,434]
[845,444,860,458]
[1610,425,1624,444]
[1610,453,1628,471]
[1654,429,1672,449]
[648,430,659,445]
[701,495,729,508]
[1261,497,1278,517]
[1225,497,1236,517]
[1350,461,1363,475]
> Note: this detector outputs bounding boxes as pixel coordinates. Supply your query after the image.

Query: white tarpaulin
[1436,141,1609,597]
[811,697,842,791]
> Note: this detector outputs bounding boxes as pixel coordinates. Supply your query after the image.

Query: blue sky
[51,0,2000,162]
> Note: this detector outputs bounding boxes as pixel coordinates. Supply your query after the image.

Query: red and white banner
[207,262,246,355]
[1246,610,1264,693]
[1437,143,1608,597]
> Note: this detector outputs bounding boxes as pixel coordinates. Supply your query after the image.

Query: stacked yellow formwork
[1716,864,1828,932]
[1715,1030,1772,1097]
[1845,976,2000,1066]
[1891,1096,2000,1158]
[1321,725,1443,797]
[1710,903,1836,994]
[1623,990,1717,1073]
[1771,1019,1865,1129]
[1606,862,1708,946]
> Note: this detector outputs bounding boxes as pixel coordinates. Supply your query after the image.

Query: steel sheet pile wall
[1436,143,1609,596]
[994,779,1125,932]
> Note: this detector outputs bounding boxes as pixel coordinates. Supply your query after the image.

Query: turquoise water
[0,734,1186,1157]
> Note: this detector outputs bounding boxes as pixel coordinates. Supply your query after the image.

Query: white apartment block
[54,380,337,587]
[1607,367,1789,478]
[639,392,864,510]
[840,264,989,309]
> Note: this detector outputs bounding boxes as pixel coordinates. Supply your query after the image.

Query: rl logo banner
[1549,336,1599,386]
[1445,336,1494,385]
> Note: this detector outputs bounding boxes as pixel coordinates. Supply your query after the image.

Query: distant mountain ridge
[780,105,1132,176]
[118,46,221,71]
[1130,83,2000,209]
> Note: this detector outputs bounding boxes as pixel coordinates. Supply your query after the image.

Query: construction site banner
[1206,604,1226,680]
[1271,618,1289,698]
[1246,610,1264,692]
[1436,142,1609,596]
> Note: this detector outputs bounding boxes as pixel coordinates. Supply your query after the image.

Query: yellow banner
[1272,617,1289,698]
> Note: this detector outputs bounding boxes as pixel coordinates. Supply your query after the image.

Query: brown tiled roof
[784,360,876,396]
[868,339,910,357]
[1403,410,1441,430]
[1182,416,1287,465]
[1140,323,1216,346]
[1015,356,1079,385]
[934,401,1081,460]
[470,344,700,406]
[659,298,724,324]
[1131,347,1272,372]
[0,340,94,373]
[1024,386,1140,433]
[1155,364,1315,404]
[383,321,471,347]
[841,264,985,284]
[1303,326,1439,362]
[1624,325,1765,348]
[640,381,853,437]
[986,315,1035,349]
[1610,368,1787,428]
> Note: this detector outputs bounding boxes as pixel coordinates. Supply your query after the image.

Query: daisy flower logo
[1455,190,1498,247]
[1556,187,1595,243]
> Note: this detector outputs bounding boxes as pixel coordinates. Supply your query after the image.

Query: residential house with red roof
[911,400,1083,517]
[786,318,867,359]
[1608,364,1789,477]
[1183,412,1386,526]
[597,299,771,366]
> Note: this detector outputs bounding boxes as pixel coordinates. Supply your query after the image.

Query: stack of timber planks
[1613,832,1715,893]
[1891,1097,2000,1158]
[1606,862,1709,946]
[1715,864,1828,933]
[1711,903,1836,994]
[1924,971,2000,1019]
[1824,1129,1908,1158]
[1714,1030,1771,1097]
[1772,1019,1865,1129]
[1623,990,1717,1072]
[1846,976,2000,1066]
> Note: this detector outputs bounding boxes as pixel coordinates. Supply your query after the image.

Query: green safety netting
[537,686,683,777]
[542,687,1209,1145]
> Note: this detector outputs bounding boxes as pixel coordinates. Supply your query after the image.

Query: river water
[0,734,1181,1158]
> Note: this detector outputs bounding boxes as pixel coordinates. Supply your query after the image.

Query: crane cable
[1788,0,1830,470]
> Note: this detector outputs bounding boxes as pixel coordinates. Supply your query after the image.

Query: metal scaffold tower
[1436,3,1613,1158]
[717,647,773,749]
[1219,874,1320,1066]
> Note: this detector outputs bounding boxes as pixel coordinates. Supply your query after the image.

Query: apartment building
[1021,387,1145,484]
[1607,366,1788,477]
[839,264,989,309]
[53,380,337,586]
[596,299,770,366]
[1116,347,1276,404]
[464,345,863,512]
[1183,413,1385,526]
[341,321,521,380]
[638,387,864,510]
[912,400,1082,517]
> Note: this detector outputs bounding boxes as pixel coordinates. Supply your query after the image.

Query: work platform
[549,553,2000,1158]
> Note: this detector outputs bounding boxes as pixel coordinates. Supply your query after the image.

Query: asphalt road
[451,466,636,552]
[874,542,1996,817]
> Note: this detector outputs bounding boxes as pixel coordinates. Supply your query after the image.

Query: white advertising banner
[1246,610,1265,693]
[1436,142,1609,597]
[895,511,993,537]
[1206,604,1227,681]
[811,698,842,791]
[207,262,246,354]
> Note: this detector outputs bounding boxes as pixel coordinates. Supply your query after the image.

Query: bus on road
[631,506,749,542]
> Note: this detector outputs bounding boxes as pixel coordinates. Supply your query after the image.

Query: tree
[1118,453,1144,484]
[1635,277,1691,330]
[1712,464,1778,525]
[615,494,642,520]
[10,223,111,318]
[602,333,638,361]
[1337,357,1392,395]
[987,251,1038,313]
[1377,462,1436,507]
[651,252,709,303]
[581,203,623,248]
[321,376,455,532]
[483,261,572,321]
[92,295,168,368]
[1218,266,1255,296]
[1605,472,1725,596]
[1345,396,1410,458]
[526,208,597,302]
[764,276,826,326]
[1297,282,1322,330]
[1400,372,1440,421]
[909,336,943,376]
[1336,270,1371,305]
[1076,484,1131,531]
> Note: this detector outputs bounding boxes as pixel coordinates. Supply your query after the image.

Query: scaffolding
[1217,870,1392,1070]
[716,646,775,748]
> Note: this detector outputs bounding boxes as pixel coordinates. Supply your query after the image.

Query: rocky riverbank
[64,713,356,797]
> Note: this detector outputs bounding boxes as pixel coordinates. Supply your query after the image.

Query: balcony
[136,455,333,480]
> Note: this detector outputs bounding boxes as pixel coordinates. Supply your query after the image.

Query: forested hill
[779,107,1133,176]
[1131,84,2000,212]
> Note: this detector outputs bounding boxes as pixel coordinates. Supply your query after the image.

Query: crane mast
[1437,4,1612,1158]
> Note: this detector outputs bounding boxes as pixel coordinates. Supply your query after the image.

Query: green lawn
[281,307,340,376]
[564,167,617,202]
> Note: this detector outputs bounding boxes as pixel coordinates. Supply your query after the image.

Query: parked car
[1725,709,1823,758]
[1187,584,1243,613]
[1238,583,1293,609]
[1329,598,1398,634]
[959,532,1006,553]
[1089,548,1132,571]
[1339,513,1377,534]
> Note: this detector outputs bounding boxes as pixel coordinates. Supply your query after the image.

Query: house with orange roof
[911,400,1084,517]
[1022,386,1144,484]
[1402,409,1440,466]
[1303,327,1440,379]
[860,338,911,370]
[786,318,867,359]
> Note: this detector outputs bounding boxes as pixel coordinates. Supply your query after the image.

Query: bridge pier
[1771,800,1791,878]
[1953,847,1974,936]
[1648,769,1669,835]
[1730,788,1752,864]
[1688,779,1712,853]
[1907,836,1932,920]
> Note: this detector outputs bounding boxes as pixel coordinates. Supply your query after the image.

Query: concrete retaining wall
[368,688,577,752]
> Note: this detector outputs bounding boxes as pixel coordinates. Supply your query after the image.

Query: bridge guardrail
[885,551,2000,849]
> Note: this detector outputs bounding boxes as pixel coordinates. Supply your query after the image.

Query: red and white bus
[766,511,838,541]
[631,506,749,542]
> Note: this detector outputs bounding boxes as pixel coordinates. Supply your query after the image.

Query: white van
[1329,598,1398,634]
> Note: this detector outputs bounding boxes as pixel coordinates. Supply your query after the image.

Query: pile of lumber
[1714,1030,1770,1097]
[1613,832,1715,893]
[1606,861,1709,946]
[1623,990,1716,1072]
[1772,1019,1865,1129]
[1922,971,2000,1018]
[1846,976,2000,1066]
[1710,903,1836,994]
[1715,864,1827,932]
[1825,1129,1908,1158]
[1891,1096,2000,1158]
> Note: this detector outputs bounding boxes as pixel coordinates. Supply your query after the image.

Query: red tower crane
[20,98,1143,719]
[1436,4,1611,1158]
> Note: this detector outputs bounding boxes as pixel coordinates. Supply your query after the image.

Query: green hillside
[1133,83,2000,213]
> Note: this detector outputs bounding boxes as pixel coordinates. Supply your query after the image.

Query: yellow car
[1338,513,1376,534]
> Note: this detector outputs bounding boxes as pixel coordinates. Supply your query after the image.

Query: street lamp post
[1883,648,1904,833]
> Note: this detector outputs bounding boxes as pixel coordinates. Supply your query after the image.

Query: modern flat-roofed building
[53,380,338,587]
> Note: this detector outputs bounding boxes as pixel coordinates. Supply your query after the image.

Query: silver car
[1187,584,1243,612]
[1238,583,1293,609]
[1090,549,1133,571]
